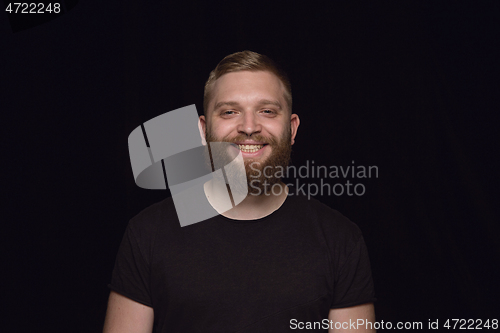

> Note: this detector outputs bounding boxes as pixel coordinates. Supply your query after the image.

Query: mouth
[237,143,268,153]
[237,143,268,156]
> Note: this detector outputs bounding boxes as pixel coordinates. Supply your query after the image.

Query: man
[103,51,376,332]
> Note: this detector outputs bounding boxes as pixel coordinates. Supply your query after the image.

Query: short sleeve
[331,234,376,308]
[108,220,153,307]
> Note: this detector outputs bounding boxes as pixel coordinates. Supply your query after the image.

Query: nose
[237,111,262,137]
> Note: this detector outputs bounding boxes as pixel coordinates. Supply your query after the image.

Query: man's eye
[222,110,236,115]
[262,109,275,114]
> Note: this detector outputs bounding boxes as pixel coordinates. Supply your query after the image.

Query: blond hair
[203,50,292,115]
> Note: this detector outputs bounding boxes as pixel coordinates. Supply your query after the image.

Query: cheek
[208,120,232,134]
[265,123,288,138]
[217,124,238,138]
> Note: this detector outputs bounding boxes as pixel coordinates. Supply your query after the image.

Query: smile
[238,144,267,153]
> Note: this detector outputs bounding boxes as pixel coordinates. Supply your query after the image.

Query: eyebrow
[213,99,283,111]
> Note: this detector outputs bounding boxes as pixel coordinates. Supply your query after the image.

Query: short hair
[203,50,292,116]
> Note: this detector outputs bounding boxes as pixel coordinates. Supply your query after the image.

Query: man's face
[199,70,299,195]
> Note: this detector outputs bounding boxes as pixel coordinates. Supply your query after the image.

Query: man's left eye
[262,109,275,114]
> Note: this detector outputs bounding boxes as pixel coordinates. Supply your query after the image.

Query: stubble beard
[205,124,292,196]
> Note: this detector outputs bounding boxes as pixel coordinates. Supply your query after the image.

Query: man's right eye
[222,110,236,115]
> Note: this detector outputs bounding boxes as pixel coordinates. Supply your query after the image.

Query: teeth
[238,144,264,152]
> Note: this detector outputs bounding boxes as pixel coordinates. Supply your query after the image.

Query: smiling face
[199,70,300,194]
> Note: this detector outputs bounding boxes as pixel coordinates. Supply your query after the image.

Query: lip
[238,144,268,157]
[234,142,268,145]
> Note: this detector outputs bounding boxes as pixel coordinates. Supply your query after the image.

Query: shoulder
[290,194,363,250]
[294,194,362,237]
[126,196,179,240]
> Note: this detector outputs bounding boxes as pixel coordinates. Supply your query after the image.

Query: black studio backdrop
[2,1,499,332]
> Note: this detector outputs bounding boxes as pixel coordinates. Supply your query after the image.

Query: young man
[104,51,376,332]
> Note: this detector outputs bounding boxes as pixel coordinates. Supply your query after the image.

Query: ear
[198,115,207,146]
[290,113,300,145]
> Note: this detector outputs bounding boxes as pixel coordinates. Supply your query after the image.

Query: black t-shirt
[109,193,376,332]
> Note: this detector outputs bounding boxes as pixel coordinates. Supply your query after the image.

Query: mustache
[207,134,280,146]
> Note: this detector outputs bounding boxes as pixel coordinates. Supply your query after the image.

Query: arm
[103,291,154,333]
[328,303,375,333]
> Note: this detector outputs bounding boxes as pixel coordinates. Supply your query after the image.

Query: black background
[2,1,499,332]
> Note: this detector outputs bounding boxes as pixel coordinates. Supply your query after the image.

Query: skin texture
[199,70,300,220]
[102,291,154,333]
[328,303,376,332]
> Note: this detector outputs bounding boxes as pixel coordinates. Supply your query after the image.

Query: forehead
[210,71,286,109]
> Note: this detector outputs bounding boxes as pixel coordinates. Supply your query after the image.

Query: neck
[204,180,289,220]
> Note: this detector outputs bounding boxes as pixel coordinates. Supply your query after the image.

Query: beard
[205,124,292,196]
